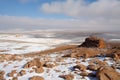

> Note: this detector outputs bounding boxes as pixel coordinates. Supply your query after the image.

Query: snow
[0,34,71,54]
[0,51,119,80]
[0,55,96,80]
[109,39,120,42]
[0,33,120,80]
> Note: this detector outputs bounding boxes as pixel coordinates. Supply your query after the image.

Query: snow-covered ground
[0,52,119,80]
[0,32,120,80]
[0,34,71,54]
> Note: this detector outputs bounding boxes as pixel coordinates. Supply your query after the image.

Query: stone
[96,66,120,80]
[19,70,26,76]
[29,76,44,80]
[80,72,89,76]
[35,67,44,73]
[12,77,18,80]
[73,64,87,71]
[59,74,74,80]
[87,65,99,71]
[43,62,56,68]
[8,70,17,77]
[0,71,5,80]
[24,58,43,68]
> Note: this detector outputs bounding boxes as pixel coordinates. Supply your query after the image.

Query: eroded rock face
[29,76,44,80]
[80,36,106,48]
[96,66,120,80]
[59,74,74,80]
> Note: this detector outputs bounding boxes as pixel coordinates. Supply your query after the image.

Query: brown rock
[29,76,44,80]
[87,65,99,71]
[12,77,18,80]
[35,67,44,73]
[73,64,86,71]
[0,71,5,75]
[80,72,89,76]
[97,61,108,67]
[29,70,34,73]
[70,53,78,58]
[24,58,43,68]
[8,70,17,77]
[59,74,74,80]
[19,70,26,76]
[96,66,120,80]
[80,36,106,48]
[113,53,120,61]
[43,62,56,68]
[0,71,5,80]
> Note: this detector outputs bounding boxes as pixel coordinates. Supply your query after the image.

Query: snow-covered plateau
[0,34,71,54]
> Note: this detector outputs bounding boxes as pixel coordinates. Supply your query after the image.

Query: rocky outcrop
[80,36,106,48]
[96,66,120,80]
[70,47,102,58]
[29,76,44,80]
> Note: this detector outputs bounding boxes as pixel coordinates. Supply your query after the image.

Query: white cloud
[0,15,120,31]
[41,0,120,19]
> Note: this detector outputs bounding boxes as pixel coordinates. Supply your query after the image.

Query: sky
[0,0,120,32]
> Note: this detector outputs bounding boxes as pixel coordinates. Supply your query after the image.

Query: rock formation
[80,36,106,48]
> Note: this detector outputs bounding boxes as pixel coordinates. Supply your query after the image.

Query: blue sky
[0,0,120,31]
[0,0,97,19]
[0,0,71,19]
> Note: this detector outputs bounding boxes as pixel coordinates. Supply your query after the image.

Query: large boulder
[80,36,106,48]
[96,66,120,80]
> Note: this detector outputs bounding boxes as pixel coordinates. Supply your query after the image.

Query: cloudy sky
[0,0,120,31]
